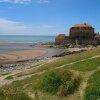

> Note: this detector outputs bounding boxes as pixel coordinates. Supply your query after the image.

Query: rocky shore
[0,56,56,74]
[0,48,88,74]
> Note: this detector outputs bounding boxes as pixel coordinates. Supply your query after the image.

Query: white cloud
[38,25,56,28]
[0,18,57,35]
[0,0,50,4]
[37,0,49,4]
[0,0,32,4]
[0,18,33,35]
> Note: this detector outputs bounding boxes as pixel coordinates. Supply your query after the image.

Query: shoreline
[0,42,96,74]
[0,42,93,64]
[0,42,34,46]
[0,48,47,64]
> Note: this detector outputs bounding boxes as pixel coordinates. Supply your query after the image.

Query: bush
[5,76,13,80]
[0,85,32,100]
[49,45,54,48]
[85,70,100,100]
[39,71,62,94]
[37,70,81,96]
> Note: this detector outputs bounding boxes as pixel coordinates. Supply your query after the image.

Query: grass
[65,57,100,71]
[0,73,10,77]
[5,75,13,80]
[30,48,100,73]
[85,70,100,100]
[0,48,100,100]
[0,85,32,100]
[1,73,10,76]
[6,74,42,91]
[37,70,81,96]
[13,48,100,78]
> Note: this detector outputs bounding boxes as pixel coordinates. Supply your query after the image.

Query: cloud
[0,18,57,35]
[0,0,32,4]
[37,0,49,4]
[0,0,50,4]
[0,18,33,35]
[38,25,56,28]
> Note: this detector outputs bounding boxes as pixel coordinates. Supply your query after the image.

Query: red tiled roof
[57,34,65,38]
[73,24,92,28]
[95,34,100,39]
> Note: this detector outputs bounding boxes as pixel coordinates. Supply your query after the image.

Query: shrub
[39,71,62,94]
[85,70,100,100]
[5,76,13,80]
[0,85,32,100]
[37,70,81,96]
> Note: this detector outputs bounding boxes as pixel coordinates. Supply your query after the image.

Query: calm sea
[0,35,66,58]
[0,35,55,43]
[0,35,55,51]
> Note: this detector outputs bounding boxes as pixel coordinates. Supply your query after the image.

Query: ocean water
[0,35,55,51]
[0,46,34,51]
[0,35,55,43]
[0,35,66,58]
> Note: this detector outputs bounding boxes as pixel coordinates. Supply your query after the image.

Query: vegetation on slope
[5,75,13,80]
[14,48,100,78]
[85,70,100,100]
[66,57,100,71]
[0,48,100,100]
[37,70,81,96]
[31,48,100,73]
[0,85,32,100]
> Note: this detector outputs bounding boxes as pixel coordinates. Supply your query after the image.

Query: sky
[0,0,99,36]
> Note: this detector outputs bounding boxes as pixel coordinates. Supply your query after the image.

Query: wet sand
[0,43,33,46]
[0,49,46,64]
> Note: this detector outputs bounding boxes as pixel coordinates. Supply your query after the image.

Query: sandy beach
[0,42,90,64]
[0,48,46,64]
[0,43,34,46]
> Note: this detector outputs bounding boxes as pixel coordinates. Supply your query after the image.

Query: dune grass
[0,85,32,100]
[30,48,100,73]
[65,57,100,72]
[13,48,100,78]
[0,48,100,100]
[36,70,81,96]
[85,70,100,100]
[5,75,13,80]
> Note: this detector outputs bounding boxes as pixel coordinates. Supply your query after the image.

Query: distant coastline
[0,35,55,43]
[0,35,55,64]
[0,42,66,64]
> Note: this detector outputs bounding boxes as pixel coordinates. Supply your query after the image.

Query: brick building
[69,23,95,44]
[95,34,100,44]
[55,23,100,45]
[55,34,66,45]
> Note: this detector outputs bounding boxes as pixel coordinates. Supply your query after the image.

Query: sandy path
[0,49,46,64]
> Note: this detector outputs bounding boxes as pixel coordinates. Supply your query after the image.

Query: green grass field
[66,57,100,71]
[0,48,100,100]
[35,48,100,72]
[15,48,100,77]
[85,70,100,100]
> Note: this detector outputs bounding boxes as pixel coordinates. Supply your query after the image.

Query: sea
[0,35,54,50]
[0,35,55,43]
[0,35,66,58]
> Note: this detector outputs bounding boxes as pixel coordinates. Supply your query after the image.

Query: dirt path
[79,66,100,100]
[0,58,57,86]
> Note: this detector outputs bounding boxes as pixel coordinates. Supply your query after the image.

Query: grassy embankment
[15,48,100,77]
[85,70,100,100]
[0,48,100,100]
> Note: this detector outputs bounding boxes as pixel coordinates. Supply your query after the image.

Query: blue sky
[0,0,99,36]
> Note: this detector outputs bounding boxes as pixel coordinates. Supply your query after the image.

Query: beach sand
[0,43,34,46]
[0,49,46,64]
